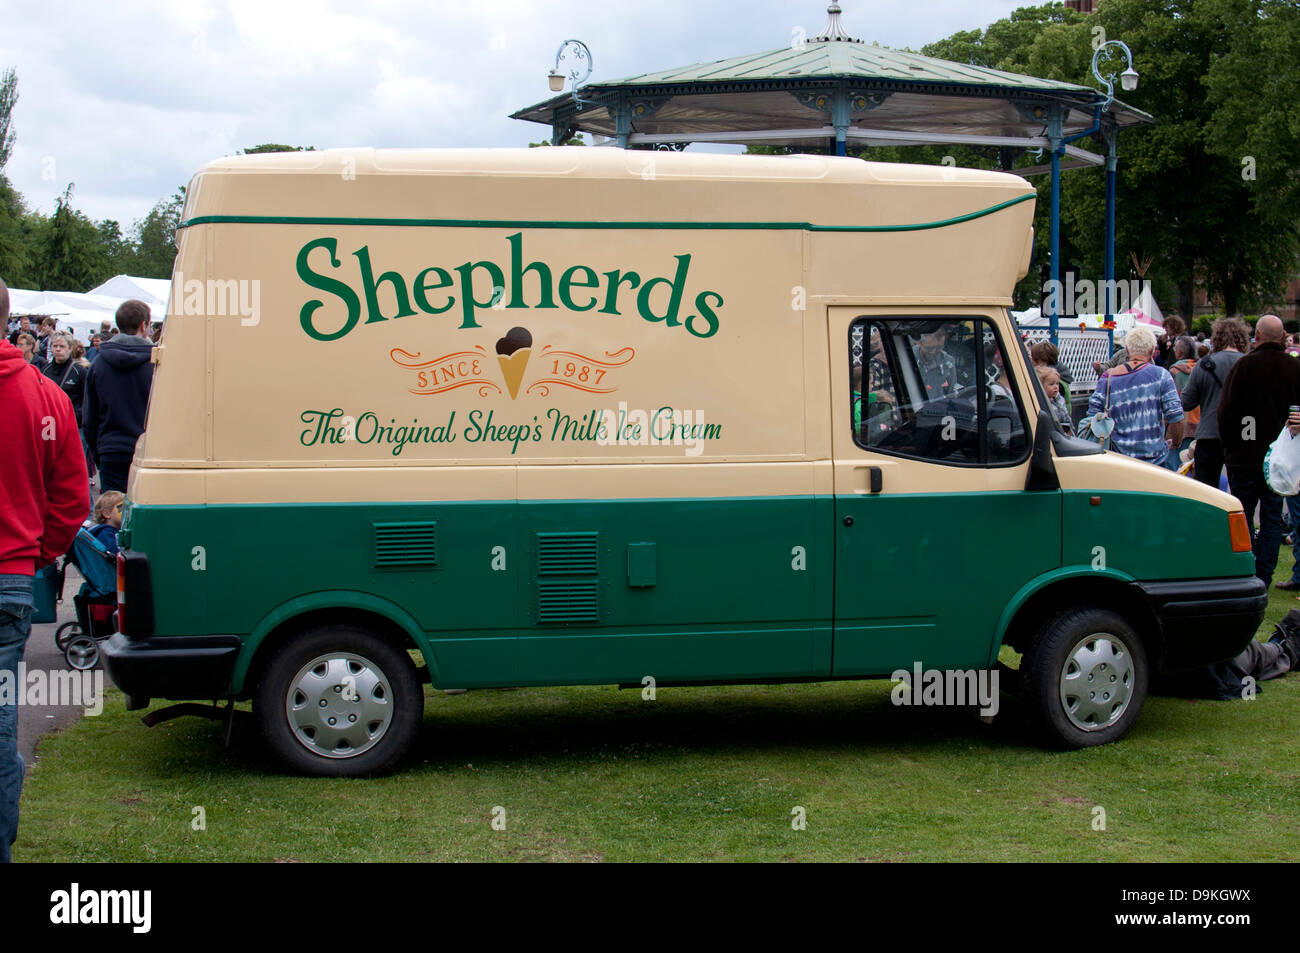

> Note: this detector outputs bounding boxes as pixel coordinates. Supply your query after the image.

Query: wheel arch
[992,568,1164,668]
[231,591,438,698]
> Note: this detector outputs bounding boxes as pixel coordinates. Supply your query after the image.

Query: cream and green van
[103,148,1266,776]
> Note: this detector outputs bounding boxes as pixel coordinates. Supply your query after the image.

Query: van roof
[179,148,1035,233]
[194,146,1020,184]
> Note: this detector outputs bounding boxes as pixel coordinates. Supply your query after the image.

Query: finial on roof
[811,3,861,43]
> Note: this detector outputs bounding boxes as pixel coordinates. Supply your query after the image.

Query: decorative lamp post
[548,39,596,110]
[1092,40,1139,109]
[1092,40,1138,332]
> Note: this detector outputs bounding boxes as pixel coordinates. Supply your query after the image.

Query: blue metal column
[1047,105,1064,347]
[832,87,849,157]
[615,94,631,149]
[1104,128,1118,336]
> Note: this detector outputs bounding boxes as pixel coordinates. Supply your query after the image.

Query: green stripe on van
[176,192,1035,233]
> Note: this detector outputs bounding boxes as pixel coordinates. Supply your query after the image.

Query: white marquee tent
[6,275,170,342]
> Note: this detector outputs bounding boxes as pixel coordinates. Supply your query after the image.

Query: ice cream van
[102,148,1266,776]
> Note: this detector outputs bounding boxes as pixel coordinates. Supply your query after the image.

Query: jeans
[0,574,34,863]
[1227,465,1285,585]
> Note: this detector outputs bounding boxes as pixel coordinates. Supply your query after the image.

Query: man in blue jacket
[82,300,155,493]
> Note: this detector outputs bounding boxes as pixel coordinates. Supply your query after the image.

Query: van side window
[850,318,1029,466]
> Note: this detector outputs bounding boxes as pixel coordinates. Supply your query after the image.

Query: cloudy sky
[1,0,1030,228]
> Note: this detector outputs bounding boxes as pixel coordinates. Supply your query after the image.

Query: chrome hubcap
[1059,633,1134,731]
[286,653,393,759]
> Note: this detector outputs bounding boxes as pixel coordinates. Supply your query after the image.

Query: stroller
[51,523,119,670]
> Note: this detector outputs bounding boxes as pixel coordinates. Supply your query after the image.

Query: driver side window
[850,317,1028,467]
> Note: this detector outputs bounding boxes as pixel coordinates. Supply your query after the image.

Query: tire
[64,635,99,671]
[1021,607,1148,749]
[254,626,423,777]
[55,621,79,651]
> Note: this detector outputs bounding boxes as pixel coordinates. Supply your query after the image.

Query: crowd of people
[1071,313,1300,594]
[1066,313,1300,694]
[1,277,156,862]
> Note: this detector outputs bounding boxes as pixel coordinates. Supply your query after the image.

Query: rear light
[1228,512,1252,553]
[117,552,127,634]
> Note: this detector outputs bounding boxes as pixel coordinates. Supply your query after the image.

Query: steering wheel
[946,383,989,406]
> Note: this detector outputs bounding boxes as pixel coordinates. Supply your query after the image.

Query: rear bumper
[1138,577,1268,672]
[101,633,241,702]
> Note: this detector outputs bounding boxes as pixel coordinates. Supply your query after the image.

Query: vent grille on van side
[373,521,438,569]
[537,580,600,623]
[535,532,600,623]
[537,532,599,575]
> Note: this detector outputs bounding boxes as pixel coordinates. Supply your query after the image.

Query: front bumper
[1138,576,1268,672]
[102,633,241,702]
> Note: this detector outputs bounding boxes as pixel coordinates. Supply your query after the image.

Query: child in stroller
[52,492,122,670]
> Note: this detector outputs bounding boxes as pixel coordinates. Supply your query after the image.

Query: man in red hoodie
[0,277,89,862]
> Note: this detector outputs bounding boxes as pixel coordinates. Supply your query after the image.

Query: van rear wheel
[1021,608,1147,749]
[255,626,423,777]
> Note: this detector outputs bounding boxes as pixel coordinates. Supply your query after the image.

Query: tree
[528,135,587,147]
[35,184,108,291]
[916,0,1299,317]
[0,67,16,170]
[132,187,185,279]
[0,174,31,284]
[1204,0,1300,308]
[239,143,316,154]
[1067,0,1300,316]
[922,2,1089,75]
[96,219,136,277]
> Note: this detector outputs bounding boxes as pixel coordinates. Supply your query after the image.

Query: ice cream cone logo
[496,327,533,400]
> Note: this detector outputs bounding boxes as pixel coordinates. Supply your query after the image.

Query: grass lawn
[17,552,1300,862]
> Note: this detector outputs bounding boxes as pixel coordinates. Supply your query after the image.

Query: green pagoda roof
[511,5,1152,152]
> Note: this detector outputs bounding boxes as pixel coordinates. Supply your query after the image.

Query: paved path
[18,565,95,772]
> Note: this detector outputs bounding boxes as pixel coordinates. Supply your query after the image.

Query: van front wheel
[255,627,423,776]
[1022,608,1148,749]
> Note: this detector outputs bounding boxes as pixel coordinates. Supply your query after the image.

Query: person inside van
[987,343,1014,401]
[852,363,863,433]
[916,326,956,399]
[863,328,898,437]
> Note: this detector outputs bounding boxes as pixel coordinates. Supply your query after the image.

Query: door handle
[867,467,883,494]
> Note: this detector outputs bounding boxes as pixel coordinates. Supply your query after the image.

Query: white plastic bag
[1263,426,1300,496]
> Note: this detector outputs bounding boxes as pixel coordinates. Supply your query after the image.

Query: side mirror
[1025,409,1060,491]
